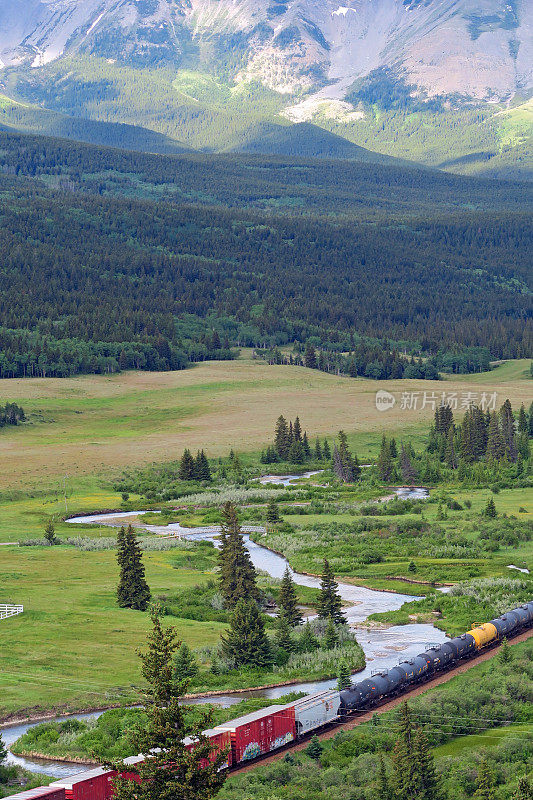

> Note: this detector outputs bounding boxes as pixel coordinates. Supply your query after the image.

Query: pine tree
[486,412,506,461]
[305,735,322,761]
[293,416,302,442]
[498,637,512,664]
[517,432,530,461]
[278,566,302,626]
[445,428,458,469]
[391,703,417,800]
[218,502,258,608]
[44,519,57,545]
[178,448,196,480]
[400,445,417,483]
[173,642,198,683]
[275,612,295,652]
[375,755,391,800]
[528,402,533,438]
[194,450,211,481]
[221,598,273,668]
[314,438,323,460]
[337,662,351,690]
[389,437,398,458]
[304,343,317,369]
[302,431,311,458]
[474,760,497,800]
[484,497,497,518]
[336,430,360,482]
[274,415,289,460]
[518,404,528,434]
[414,726,442,800]
[110,605,226,800]
[266,499,281,525]
[288,439,305,463]
[377,436,394,481]
[323,616,339,649]
[116,525,151,611]
[299,619,319,652]
[500,399,517,462]
[323,439,331,460]
[317,559,346,623]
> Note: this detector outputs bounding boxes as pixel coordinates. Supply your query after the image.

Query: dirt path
[234,628,533,774]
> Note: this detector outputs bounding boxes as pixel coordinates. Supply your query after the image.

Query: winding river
[3,481,446,778]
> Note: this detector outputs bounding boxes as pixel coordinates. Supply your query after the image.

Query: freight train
[5,601,532,800]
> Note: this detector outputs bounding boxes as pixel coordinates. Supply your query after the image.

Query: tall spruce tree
[178,448,196,480]
[500,399,517,462]
[486,412,506,461]
[414,726,443,800]
[445,428,458,469]
[173,642,199,683]
[400,445,417,483]
[337,662,351,690]
[194,450,211,481]
[221,598,272,668]
[314,438,323,460]
[278,566,302,626]
[218,502,258,608]
[323,439,331,460]
[317,559,346,624]
[377,436,394,481]
[518,404,528,434]
[375,755,391,800]
[110,605,226,800]
[266,499,281,525]
[275,613,295,652]
[117,525,151,611]
[0,732,7,765]
[474,760,497,800]
[293,416,302,441]
[391,703,417,800]
[274,415,289,460]
[299,619,319,652]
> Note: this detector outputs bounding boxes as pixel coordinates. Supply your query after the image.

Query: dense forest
[0,130,531,377]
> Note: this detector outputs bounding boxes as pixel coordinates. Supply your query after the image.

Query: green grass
[433,724,533,757]
[0,543,224,719]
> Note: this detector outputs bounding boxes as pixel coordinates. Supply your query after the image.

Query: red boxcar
[49,767,116,800]
[1,788,66,800]
[212,705,296,764]
[184,728,232,769]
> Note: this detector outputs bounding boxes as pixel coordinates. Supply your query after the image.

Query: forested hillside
[0,129,531,378]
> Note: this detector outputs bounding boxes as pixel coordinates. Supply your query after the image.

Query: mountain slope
[0,0,531,102]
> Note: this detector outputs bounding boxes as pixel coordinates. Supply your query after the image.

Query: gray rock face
[0,0,531,101]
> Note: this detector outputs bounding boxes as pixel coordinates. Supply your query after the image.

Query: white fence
[0,604,23,621]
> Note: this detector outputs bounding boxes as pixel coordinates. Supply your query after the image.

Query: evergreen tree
[333,430,360,482]
[278,566,302,626]
[0,732,7,765]
[221,598,272,668]
[293,416,302,442]
[474,760,497,800]
[173,642,198,683]
[517,432,530,461]
[391,703,417,800]
[266,499,281,525]
[528,402,533,438]
[304,343,317,369]
[302,431,311,458]
[314,438,323,460]
[323,439,331,460]
[375,755,391,800]
[471,406,488,460]
[400,444,417,483]
[445,428,458,469]
[337,662,351,690]
[178,448,196,480]
[288,439,305,463]
[275,613,295,652]
[116,525,151,611]
[323,616,339,649]
[414,725,443,800]
[377,436,394,481]
[274,415,289,460]
[317,559,346,624]
[486,412,506,461]
[484,497,497,518]
[518,404,528,434]
[305,735,323,761]
[218,502,258,608]
[299,620,319,652]
[500,399,517,462]
[44,519,57,545]
[110,605,226,800]
[194,450,211,481]
[498,637,512,664]
[389,437,398,458]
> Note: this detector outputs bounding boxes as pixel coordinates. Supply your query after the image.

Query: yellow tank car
[469,623,498,649]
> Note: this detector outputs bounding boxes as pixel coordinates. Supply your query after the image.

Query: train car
[49,768,116,800]
[183,729,232,769]
[1,788,66,800]
[490,611,520,639]
[448,633,476,659]
[469,622,498,649]
[292,690,341,736]
[212,705,296,764]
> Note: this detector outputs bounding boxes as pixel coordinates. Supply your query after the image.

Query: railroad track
[234,626,533,775]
